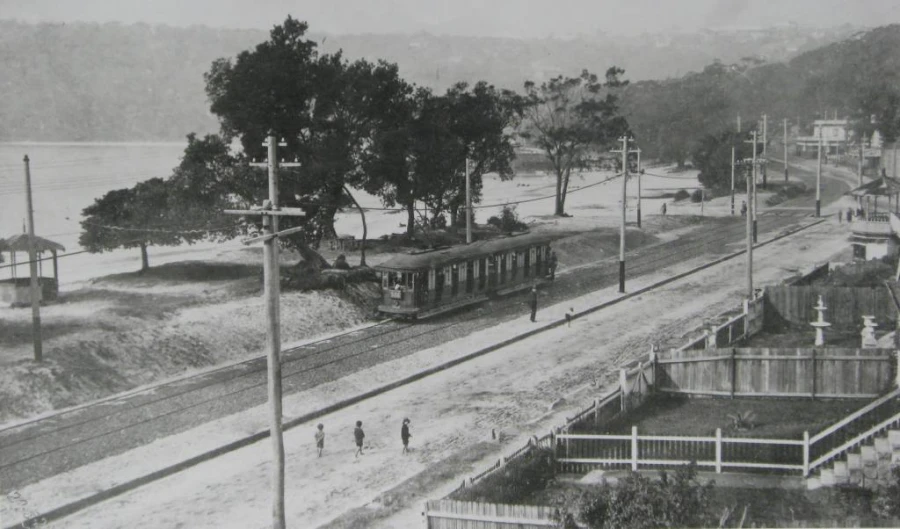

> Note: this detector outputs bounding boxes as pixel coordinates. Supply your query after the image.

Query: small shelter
[0,233,65,305]
[846,174,900,217]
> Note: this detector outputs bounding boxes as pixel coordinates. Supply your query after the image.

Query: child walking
[354,420,365,458]
[314,424,325,457]
[401,418,412,454]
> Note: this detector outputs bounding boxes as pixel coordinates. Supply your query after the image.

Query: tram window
[405,273,414,288]
[389,272,403,289]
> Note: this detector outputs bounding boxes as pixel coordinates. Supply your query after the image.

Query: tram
[375,232,557,319]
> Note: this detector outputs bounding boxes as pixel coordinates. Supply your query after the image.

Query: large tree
[79,178,184,272]
[691,129,757,192]
[520,68,629,216]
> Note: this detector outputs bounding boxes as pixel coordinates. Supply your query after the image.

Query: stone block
[875,437,892,458]
[847,453,862,470]
[861,445,878,464]
[807,476,822,490]
[820,468,835,486]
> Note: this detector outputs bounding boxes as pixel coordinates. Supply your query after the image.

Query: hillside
[621,24,900,165]
[0,20,857,142]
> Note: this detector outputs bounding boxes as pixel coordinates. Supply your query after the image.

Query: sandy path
[4,220,849,529]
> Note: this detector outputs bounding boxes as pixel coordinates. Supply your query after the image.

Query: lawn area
[582,395,871,438]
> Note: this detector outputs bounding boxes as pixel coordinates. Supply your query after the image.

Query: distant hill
[0,20,859,142]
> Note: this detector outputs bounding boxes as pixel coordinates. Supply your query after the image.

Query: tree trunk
[139,242,149,272]
[407,203,415,239]
[554,168,564,216]
[560,167,572,215]
[343,186,367,267]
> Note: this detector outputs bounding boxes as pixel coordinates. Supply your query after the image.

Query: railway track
[0,212,811,498]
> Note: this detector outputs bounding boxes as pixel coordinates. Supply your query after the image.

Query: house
[795,119,850,157]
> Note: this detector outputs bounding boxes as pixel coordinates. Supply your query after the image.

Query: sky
[2,0,900,38]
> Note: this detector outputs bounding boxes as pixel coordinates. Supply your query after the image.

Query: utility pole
[737,114,741,133]
[23,155,42,362]
[465,158,472,244]
[225,134,304,529]
[745,156,753,300]
[731,145,736,215]
[761,114,768,189]
[743,132,760,243]
[858,143,864,188]
[783,118,789,182]
[636,148,642,228]
[816,132,822,217]
[611,137,639,293]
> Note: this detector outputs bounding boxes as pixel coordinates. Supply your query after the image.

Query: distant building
[795,119,850,157]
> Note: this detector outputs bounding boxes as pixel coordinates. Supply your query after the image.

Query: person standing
[354,420,365,458]
[661,202,667,216]
[314,423,325,458]
[529,286,538,322]
[401,418,412,454]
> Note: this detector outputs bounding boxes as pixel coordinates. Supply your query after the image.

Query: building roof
[1,233,66,253]
[846,176,900,197]
[375,231,560,271]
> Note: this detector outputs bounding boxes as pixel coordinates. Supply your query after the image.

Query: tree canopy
[520,68,629,216]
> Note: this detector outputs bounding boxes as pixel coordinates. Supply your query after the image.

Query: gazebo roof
[2,233,65,253]
[846,176,900,197]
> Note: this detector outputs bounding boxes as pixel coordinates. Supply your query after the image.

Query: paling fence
[556,428,806,475]
[656,347,896,398]
[424,500,558,528]
[766,285,898,327]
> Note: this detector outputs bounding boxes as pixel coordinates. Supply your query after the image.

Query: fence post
[730,348,737,398]
[649,348,657,390]
[803,431,810,476]
[631,426,639,471]
[594,397,600,425]
[715,428,723,473]
[637,361,644,399]
[895,351,900,389]
[811,349,817,400]
[742,299,750,338]
[620,369,629,412]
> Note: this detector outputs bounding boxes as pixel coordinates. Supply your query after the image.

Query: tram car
[375,232,557,319]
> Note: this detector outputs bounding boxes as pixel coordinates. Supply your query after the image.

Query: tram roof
[375,231,560,271]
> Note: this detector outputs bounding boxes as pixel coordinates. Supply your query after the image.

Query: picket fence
[424,500,558,528]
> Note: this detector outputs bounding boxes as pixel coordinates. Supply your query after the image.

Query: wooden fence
[425,500,558,528]
[766,285,898,327]
[556,427,807,475]
[656,347,896,398]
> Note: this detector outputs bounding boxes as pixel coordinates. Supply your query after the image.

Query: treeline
[623,24,900,190]
[0,19,856,141]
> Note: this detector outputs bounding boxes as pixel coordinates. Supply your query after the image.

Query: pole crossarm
[240,225,307,245]
[224,207,308,217]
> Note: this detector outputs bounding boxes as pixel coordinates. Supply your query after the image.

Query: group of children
[314,418,412,459]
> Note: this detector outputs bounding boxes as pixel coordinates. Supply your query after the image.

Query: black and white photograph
[3,1,900,527]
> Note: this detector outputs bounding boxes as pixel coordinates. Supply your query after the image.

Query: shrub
[487,205,528,233]
[674,189,690,201]
[690,189,705,202]
[450,448,556,504]
[579,463,715,529]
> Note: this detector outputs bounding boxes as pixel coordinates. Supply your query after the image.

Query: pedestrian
[354,420,365,458]
[529,286,538,322]
[740,201,747,217]
[314,423,325,457]
[401,418,412,454]
[661,202,667,216]
[846,208,853,223]
[548,250,558,280]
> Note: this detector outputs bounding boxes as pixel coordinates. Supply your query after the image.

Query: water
[0,142,683,286]
[0,142,189,283]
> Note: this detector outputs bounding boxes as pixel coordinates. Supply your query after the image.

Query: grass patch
[578,395,867,438]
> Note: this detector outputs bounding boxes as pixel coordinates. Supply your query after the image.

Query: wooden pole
[637,149,642,228]
[24,155,42,362]
[731,146,735,215]
[784,118,789,182]
[263,134,285,529]
[762,113,768,189]
[465,158,472,244]
[619,137,628,293]
[816,133,822,217]
[752,132,758,243]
